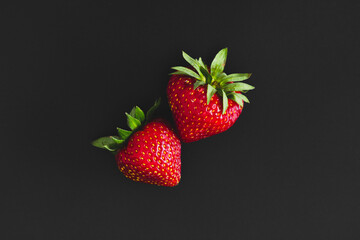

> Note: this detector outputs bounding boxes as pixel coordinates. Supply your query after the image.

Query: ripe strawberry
[92,99,181,187]
[167,48,255,143]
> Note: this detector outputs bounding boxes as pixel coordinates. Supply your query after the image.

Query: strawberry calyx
[170,48,255,114]
[92,99,161,152]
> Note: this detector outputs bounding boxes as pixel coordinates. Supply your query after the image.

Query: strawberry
[92,99,181,187]
[167,48,255,143]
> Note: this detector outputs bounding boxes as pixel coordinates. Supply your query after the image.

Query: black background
[2,0,360,239]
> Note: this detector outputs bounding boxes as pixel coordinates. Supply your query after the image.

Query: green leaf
[117,128,132,139]
[198,57,207,69]
[130,106,145,123]
[171,66,200,80]
[146,98,161,122]
[210,48,228,78]
[182,51,201,72]
[130,107,136,117]
[206,84,217,104]
[92,136,120,151]
[216,72,227,82]
[193,80,205,90]
[126,113,141,130]
[220,73,252,84]
[182,51,207,80]
[110,136,125,144]
[228,92,244,108]
[221,89,228,114]
[224,82,255,92]
[237,93,250,103]
[200,66,212,84]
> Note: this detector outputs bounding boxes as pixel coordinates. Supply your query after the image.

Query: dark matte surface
[1,1,360,239]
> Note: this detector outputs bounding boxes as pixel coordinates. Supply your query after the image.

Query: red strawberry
[92,99,181,187]
[167,48,254,143]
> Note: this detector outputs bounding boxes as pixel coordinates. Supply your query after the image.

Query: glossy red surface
[116,119,181,187]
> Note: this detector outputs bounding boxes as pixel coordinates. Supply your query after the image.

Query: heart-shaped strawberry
[167,48,254,143]
[92,100,181,187]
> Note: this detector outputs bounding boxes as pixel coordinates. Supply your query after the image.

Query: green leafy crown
[92,99,161,152]
[171,48,254,114]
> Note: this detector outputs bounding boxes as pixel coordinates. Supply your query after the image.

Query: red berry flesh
[167,75,242,143]
[116,119,181,187]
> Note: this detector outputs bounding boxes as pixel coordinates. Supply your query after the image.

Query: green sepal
[221,89,228,114]
[92,99,161,153]
[237,93,250,103]
[228,92,245,108]
[146,98,161,122]
[110,136,125,144]
[200,66,212,84]
[117,128,132,139]
[182,51,200,72]
[224,82,255,92]
[206,84,217,104]
[220,73,252,85]
[216,72,227,82]
[194,80,205,90]
[171,66,200,80]
[125,113,142,130]
[182,51,207,80]
[92,136,120,152]
[210,48,228,78]
[130,106,145,123]
[198,57,207,69]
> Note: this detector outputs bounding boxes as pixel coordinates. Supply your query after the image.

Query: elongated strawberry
[92,99,181,187]
[167,48,255,143]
